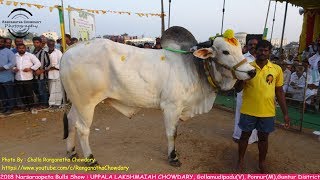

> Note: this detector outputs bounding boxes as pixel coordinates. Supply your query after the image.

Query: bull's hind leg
[163,107,182,167]
[74,103,98,166]
[64,105,79,159]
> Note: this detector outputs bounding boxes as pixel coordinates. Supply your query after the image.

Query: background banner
[68,6,96,41]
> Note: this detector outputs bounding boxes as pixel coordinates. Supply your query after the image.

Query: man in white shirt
[287,66,306,101]
[47,39,63,108]
[283,65,292,93]
[13,44,41,111]
[233,38,259,144]
[308,47,320,86]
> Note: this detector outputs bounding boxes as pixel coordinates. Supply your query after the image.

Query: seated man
[283,64,292,93]
[306,46,320,105]
[305,65,319,105]
[287,66,306,101]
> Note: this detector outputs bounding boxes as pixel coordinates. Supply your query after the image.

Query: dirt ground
[0,103,319,174]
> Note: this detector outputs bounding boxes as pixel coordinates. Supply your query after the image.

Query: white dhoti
[232,91,258,144]
[48,79,63,106]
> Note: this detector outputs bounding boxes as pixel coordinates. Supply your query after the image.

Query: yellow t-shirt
[241,60,283,117]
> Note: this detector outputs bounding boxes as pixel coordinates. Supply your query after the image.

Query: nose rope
[215,58,248,79]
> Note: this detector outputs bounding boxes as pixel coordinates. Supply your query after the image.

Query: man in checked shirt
[32,37,50,109]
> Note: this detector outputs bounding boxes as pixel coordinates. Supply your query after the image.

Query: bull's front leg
[163,107,182,167]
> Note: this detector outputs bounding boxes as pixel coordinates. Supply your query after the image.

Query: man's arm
[275,86,290,128]
[234,80,245,93]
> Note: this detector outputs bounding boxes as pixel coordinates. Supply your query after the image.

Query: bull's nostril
[248,69,256,78]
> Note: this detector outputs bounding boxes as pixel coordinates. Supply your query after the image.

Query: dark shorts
[238,114,275,133]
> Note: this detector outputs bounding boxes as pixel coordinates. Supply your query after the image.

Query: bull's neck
[209,62,237,91]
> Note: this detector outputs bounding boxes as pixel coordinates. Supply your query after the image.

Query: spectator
[242,45,248,54]
[308,45,320,86]
[47,39,63,108]
[233,38,259,144]
[308,42,317,56]
[4,38,12,49]
[40,35,49,52]
[65,34,72,46]
[11,38,23,54]
[13,44,41,112]
[153,37,162,49]
[287,66,306,101]
[71,37,78,45]
[143,43,152,49]
[285,54,294,64]
[32,37,50,108]
[155,37,161,45]
[301,47,311,61]
[283,64,292,93]
[0,36,16,115]
[305,53,319,105]
[56,38,62,50]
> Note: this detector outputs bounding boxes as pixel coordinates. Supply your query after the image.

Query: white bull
[60,27,256,166]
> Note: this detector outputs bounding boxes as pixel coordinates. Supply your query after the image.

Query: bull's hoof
[67,147,78,159]
[68,153,79,159]
[168,159,182,167]
[85,154,99,167]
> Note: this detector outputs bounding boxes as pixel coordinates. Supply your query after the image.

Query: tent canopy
[275,0,320,9]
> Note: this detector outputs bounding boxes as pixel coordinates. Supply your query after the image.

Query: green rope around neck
[164,47,191,54]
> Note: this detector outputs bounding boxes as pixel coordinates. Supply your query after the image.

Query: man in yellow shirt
[235,40,290,173]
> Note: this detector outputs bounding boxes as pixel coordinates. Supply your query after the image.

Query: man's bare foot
[237,160,244,173]
[259,162,267,173]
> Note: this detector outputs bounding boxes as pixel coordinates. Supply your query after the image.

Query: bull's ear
[193,47,217,59]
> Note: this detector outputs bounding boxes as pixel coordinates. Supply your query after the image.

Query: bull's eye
[222,50,230,55]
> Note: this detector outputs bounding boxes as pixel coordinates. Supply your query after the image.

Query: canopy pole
[270,1,277,42]
[58,0,66,53]
[161,0,165,36]
[221,0,226,34]
[168,0,171,28]
[263,0,272,39]
[280,1,288,58]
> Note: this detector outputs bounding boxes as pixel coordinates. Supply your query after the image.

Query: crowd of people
[0,35,71,115]
[281,38,320,107]
[0,34,162,116]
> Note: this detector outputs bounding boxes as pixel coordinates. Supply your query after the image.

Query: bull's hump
[161,26,197,51]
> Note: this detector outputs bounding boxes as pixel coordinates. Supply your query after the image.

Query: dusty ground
[0,103,319,174]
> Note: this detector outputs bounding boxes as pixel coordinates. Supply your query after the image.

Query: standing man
[4,38,13,49]
[233,38,259,144]
[235,40,290,173]
[47,39,63,108]
[308,45,320,86]
[32,37,50,108]
[40,35,49,52]
[12,38,24,54]
[13,44,41,111]
[0,37,16,115]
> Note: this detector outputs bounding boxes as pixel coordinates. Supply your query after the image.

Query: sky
[0,0,304,42]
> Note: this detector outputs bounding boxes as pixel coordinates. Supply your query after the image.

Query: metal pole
[58,2,66,53]
[300,66,308,132]
[262,0,272,39]
[168,0,171,28]
[161,0,165,36]
[263,0,272,33]
[221,0,226,34]
[279,1,288,58]
[270,1,277,42]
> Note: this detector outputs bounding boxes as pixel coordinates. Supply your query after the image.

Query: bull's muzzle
[247,69,256,78]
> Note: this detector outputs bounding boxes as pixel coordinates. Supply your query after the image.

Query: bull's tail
[63,113,69,139]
